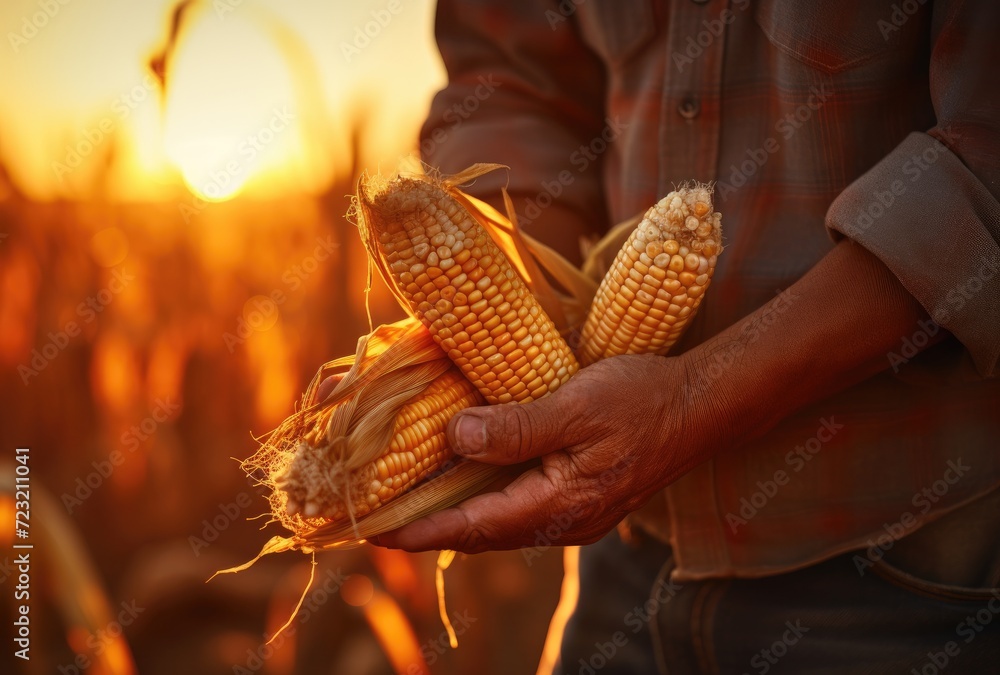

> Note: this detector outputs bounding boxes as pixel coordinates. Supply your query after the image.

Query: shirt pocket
[575,0,657,66]
[753,0,906,73]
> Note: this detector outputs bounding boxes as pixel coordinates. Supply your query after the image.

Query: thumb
[447,386,583,464]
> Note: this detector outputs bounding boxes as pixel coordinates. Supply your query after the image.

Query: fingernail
[454,414,486,456]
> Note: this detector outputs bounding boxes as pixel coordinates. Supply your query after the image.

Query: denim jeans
[558,532,1000,674]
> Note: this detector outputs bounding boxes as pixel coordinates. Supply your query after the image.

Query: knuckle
[456,524,488,553]
[574,488,606,523]
[497,405,534,462]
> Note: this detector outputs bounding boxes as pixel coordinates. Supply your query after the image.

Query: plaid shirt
[422,0,1000,580]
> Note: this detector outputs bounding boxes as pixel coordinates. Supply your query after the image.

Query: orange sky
[0,0,445,202]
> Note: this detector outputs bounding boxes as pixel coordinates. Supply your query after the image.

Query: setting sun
[160,4,306,202]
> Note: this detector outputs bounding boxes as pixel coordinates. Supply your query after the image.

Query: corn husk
[220,163,597,573]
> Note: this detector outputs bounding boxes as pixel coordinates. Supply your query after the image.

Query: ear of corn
[578,184,722,365]
[278,367,482,523]
[240,318,488,535]
[227,317,514,570]
[358,172,579,404]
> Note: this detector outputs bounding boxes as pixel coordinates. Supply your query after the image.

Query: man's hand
[374,353,720,553]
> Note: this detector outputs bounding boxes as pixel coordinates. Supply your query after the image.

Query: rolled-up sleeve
[826,0,1000,377]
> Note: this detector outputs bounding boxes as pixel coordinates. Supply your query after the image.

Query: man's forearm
[689,239,933,446]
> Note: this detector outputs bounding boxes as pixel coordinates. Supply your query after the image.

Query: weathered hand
[373,353,720,553]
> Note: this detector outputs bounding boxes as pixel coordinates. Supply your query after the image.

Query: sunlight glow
[161,6,304,202]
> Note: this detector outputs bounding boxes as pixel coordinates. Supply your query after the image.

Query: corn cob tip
[272,440,343,521]
[638,183,721,257]
[578,183,723,364]
[271,367,481,526]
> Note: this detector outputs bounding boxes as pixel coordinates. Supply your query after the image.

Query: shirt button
[678,97,700,120]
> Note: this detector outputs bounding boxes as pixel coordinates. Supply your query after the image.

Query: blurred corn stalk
[0,465,137,675]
